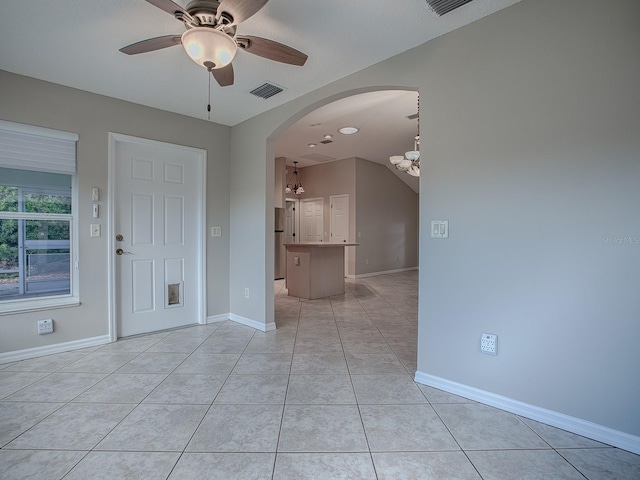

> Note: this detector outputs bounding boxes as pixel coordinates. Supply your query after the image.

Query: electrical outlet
[244,288,250,298]
[480,333,497,355]
[37,319,54,335]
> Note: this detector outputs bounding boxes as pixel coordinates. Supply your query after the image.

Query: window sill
[0,296,80,315]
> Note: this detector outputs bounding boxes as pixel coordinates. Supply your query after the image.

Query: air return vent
[425,0,474,16]
[301,153,336,163]
[249,82,284,99]
[406,113,419,120]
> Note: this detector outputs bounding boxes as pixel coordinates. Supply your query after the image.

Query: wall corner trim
[228,313,276,332]
[0,335,111,365]
[414,371,640,455]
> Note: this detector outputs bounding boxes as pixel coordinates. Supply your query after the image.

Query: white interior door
[112,135,205,338]
[330,194,350,276]
[330,194,349,244]
[285,199,296,244]
[301,198,324,242]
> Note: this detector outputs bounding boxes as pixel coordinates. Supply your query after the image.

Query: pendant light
[285,161,305,195]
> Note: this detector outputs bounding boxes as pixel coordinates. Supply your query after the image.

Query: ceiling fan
[119,0,308,87]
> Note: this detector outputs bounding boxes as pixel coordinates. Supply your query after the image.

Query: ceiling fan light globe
[182,27,238,69]
[405,150,420,161]
[285,186,292,193]
[407,165,420,177]
[389,155,404,165]
[398,159,412,170]
[296,186,305,194]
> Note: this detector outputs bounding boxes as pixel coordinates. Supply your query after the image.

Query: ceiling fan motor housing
[186,0,221,25]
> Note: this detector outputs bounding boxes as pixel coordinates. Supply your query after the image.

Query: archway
[267,87,420,328]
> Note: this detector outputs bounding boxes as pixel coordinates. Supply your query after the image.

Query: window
[0,121,79,313]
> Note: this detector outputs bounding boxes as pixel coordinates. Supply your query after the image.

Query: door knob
[116,248,132,256]
[116,234,124,241]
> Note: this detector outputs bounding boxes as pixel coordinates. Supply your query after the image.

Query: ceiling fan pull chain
[207,70,212,120]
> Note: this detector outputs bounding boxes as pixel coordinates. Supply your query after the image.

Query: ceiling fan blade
[212,63,234,87]
[119,35,182,55]
[217,0,269,25]
[145,0,196,23]
[237,36,307,66]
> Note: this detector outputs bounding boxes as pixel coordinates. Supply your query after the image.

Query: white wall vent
[249,82,284,99]
[426,0,474,16]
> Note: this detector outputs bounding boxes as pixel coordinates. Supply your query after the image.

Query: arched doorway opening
[268,87,420,329]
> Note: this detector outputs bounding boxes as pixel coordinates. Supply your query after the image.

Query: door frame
[107,133,207,342]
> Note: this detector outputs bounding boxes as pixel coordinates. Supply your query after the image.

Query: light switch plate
[90,224,101,237]
[431,220,449,238]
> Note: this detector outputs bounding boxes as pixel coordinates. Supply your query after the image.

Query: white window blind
[0,120,78,174]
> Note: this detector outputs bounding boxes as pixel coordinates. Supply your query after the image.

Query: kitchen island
[284,242,359,300]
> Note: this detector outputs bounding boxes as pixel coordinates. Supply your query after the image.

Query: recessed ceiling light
[308,143,317,148]
[338,126,359,135]
[323,134,333,140]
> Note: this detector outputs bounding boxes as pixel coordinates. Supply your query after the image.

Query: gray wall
[0,71,231,352]
[229,0,640,437]
[355,158,418,275]
[417,0,640,436]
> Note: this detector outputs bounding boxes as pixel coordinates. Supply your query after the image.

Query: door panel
[164,195,184,245]
[114,137,204,337]
[132,259,155,313]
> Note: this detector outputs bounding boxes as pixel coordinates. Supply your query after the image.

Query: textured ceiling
[0,0,521,126]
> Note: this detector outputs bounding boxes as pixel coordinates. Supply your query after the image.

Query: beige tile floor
[1,271,639,479]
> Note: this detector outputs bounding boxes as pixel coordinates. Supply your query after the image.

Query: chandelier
[390,135,420,177]
[389,95,420,177]
[285,161,305,195]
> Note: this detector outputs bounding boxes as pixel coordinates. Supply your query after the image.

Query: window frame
[0,122,79,314]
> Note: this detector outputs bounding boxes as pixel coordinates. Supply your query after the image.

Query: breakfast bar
[285,242,359,300]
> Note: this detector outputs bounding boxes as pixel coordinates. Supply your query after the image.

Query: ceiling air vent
[249,82,284,99]
[406,112,419,120]
[320,139,333,144]
[425,0,474,16]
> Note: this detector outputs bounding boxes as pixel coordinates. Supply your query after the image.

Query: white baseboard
[228,313,276,332]
[346,266,418,279]
[0,335,111,364]
[414,371,640,455]
[206,313,230,324]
